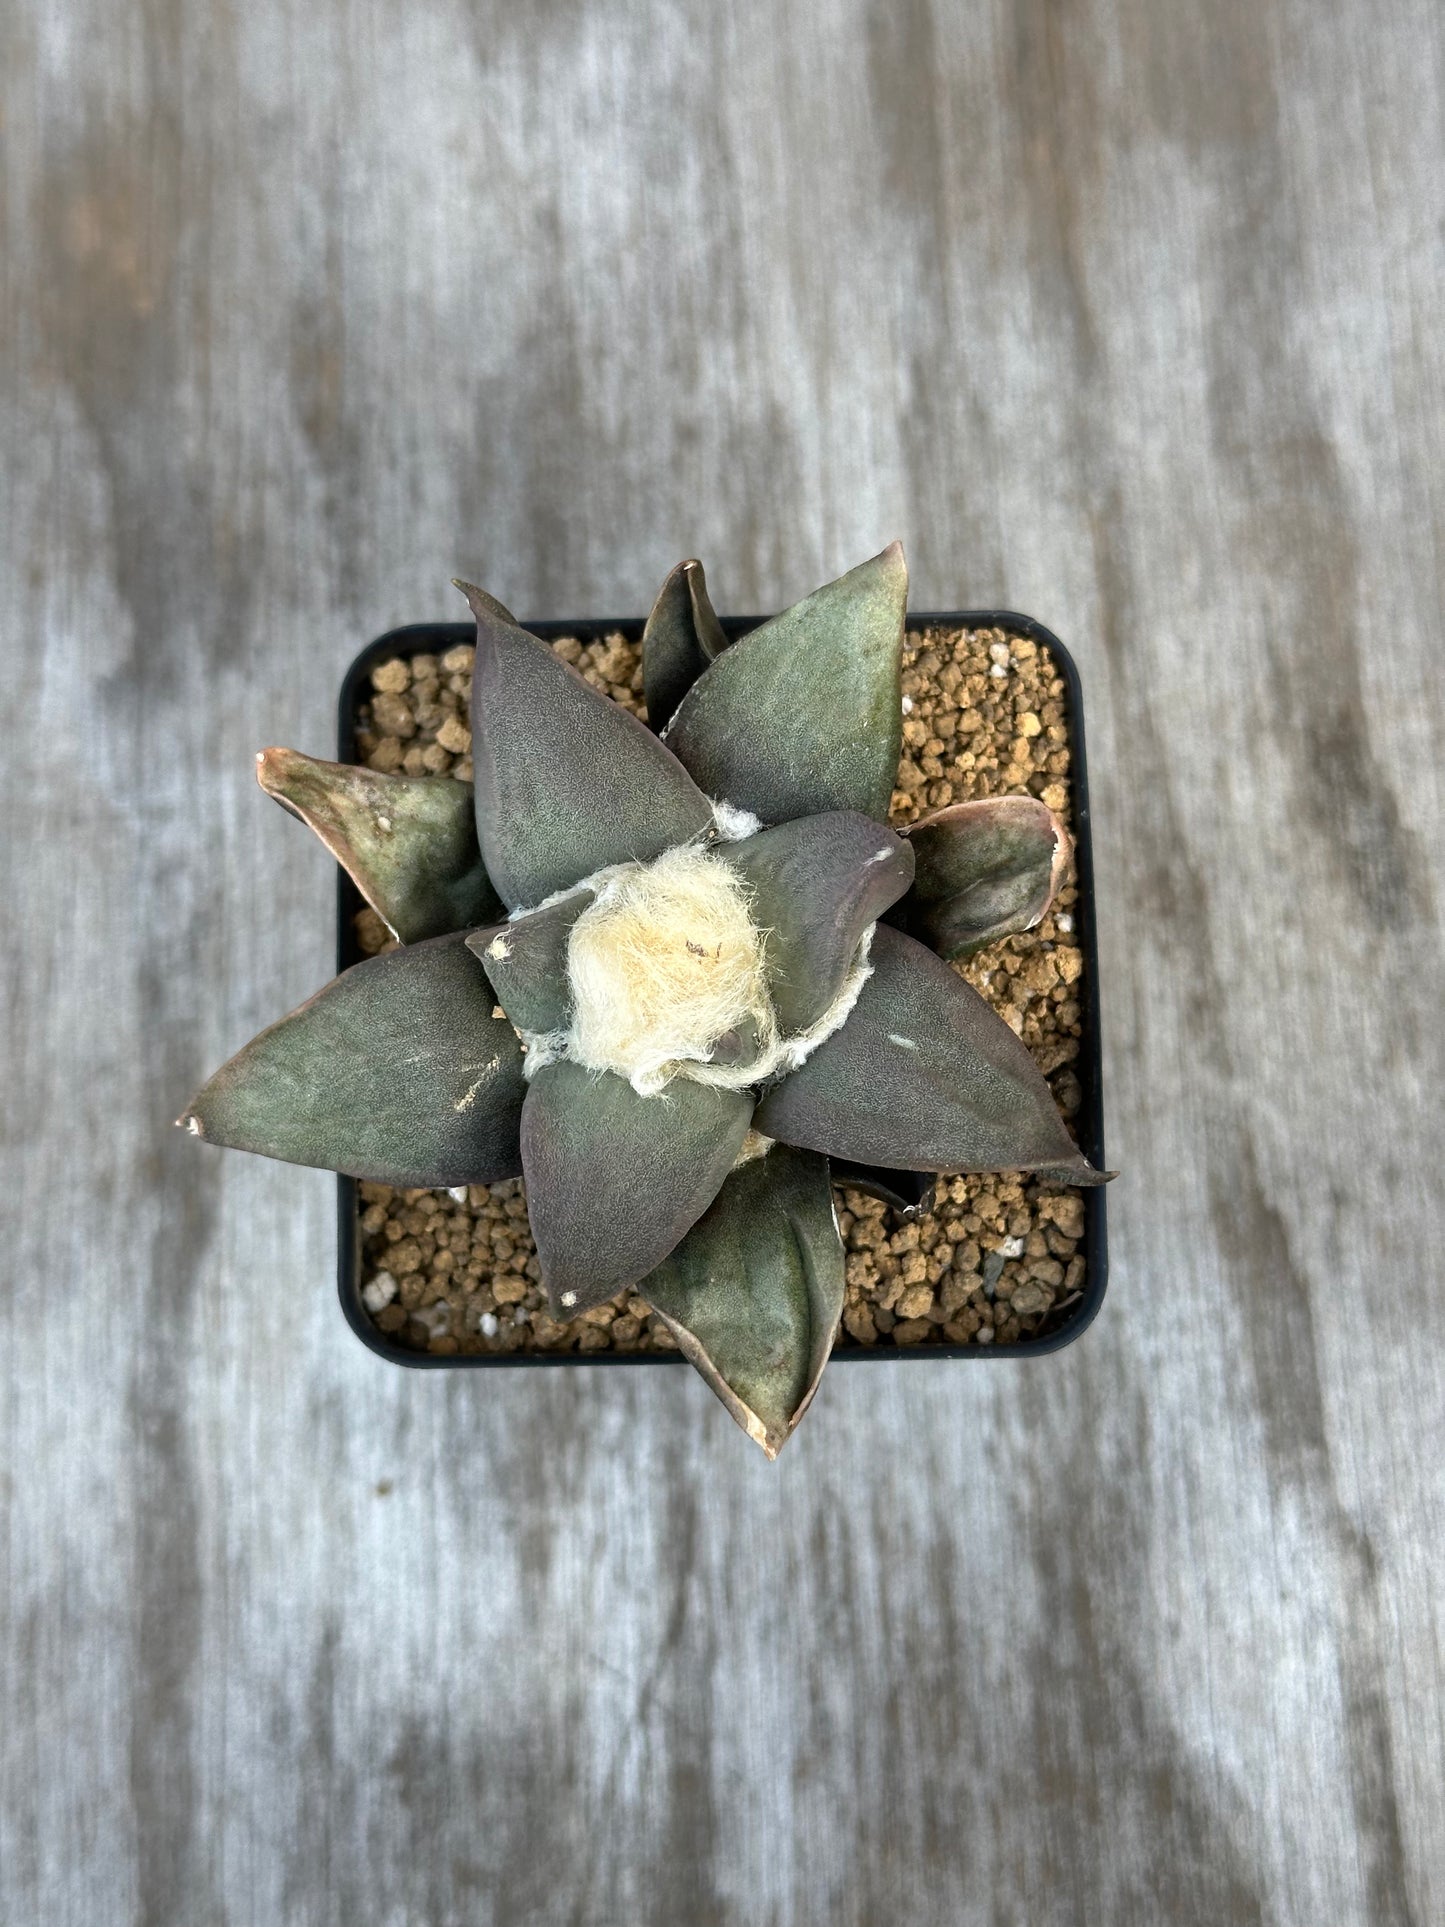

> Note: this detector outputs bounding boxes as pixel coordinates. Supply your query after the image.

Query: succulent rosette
[183,545,1106,1454]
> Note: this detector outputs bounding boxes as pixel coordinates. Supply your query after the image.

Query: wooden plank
[2,0,1442,1920]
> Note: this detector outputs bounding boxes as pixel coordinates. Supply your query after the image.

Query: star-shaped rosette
[184,545,1107,1455]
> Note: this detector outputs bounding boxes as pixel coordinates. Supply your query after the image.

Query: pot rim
[335,608,1108,1368]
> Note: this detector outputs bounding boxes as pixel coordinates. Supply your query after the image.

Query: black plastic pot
[336,611,1108,1368]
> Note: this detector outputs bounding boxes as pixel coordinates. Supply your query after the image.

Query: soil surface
[351,623,1089,1356]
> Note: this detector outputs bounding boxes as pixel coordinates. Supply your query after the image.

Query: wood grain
[3,0,1442,1921]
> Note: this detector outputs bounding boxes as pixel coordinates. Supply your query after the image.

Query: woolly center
[565,845,774,1093]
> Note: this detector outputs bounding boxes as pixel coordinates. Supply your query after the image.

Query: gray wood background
[3,0,1442,1920]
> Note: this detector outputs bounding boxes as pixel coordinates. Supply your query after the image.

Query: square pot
[335,610,1108,1367]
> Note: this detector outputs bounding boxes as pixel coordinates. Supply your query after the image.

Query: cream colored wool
[514,841,880,1096]
[564,844,776,1094]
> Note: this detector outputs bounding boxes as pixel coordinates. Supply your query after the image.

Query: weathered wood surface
[3,0,1442,1920]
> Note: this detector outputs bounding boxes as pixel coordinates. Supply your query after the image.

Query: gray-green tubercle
[898,795,1071,959]
[521,1061,754,1314]
[723,812,915,1034]
[641,1146,843,1458]
[461,580,713,908]
[183,545,1109,1456]
[466,889,594,1036]
[181,933,525,1186]
[755,924,1103,1181]
[257,747,504,942]
[663,543,907,824]
[642,558,729,732]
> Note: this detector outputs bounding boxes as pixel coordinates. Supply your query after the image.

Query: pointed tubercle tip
[254,747,290,789]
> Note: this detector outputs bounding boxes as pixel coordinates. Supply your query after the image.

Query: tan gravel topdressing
[349,621,1090,1356]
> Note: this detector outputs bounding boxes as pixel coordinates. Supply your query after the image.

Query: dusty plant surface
[350,622,1089,1355]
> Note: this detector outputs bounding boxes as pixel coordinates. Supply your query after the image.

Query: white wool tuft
[514,844,879,1095]
[517,1028,569,1080]
[565,844,776,1094]
[710,798,763,842]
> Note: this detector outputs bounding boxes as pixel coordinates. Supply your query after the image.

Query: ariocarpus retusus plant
[182,546,1107,1455]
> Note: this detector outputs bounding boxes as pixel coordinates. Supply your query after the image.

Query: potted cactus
[182,546,1109,1455]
